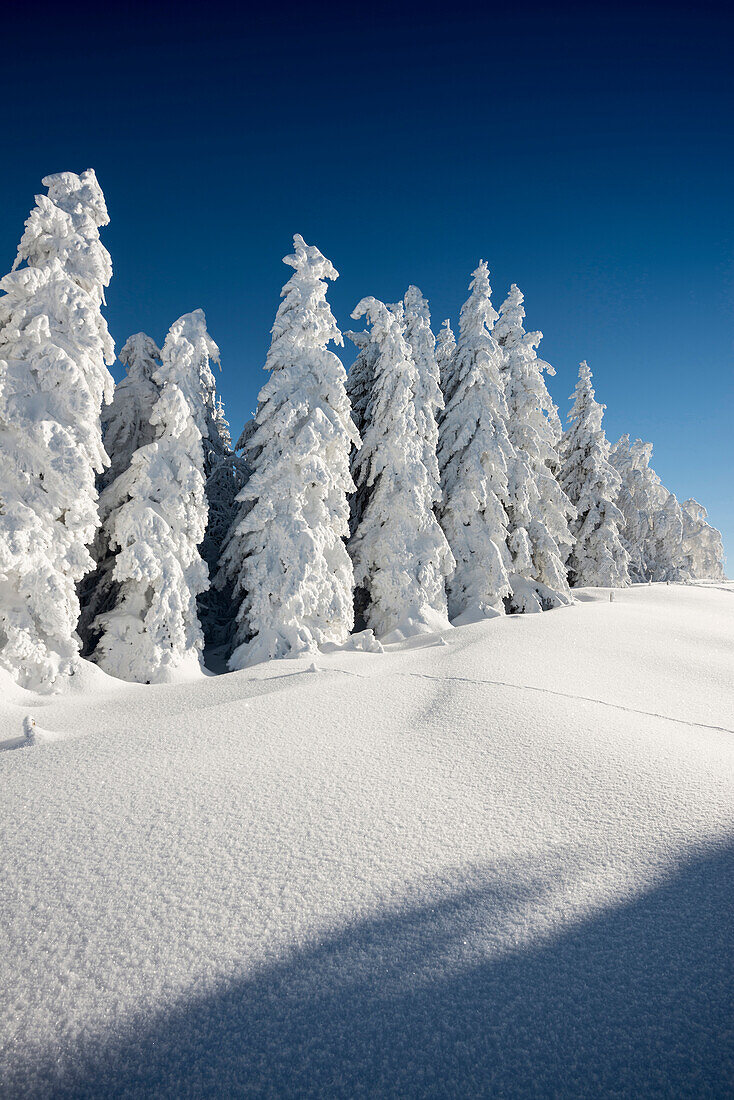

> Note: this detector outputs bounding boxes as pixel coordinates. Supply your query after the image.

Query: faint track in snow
[400,672,734,736]
[683,583,734,596]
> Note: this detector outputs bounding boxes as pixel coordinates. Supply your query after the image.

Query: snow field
[0,583,732,1096]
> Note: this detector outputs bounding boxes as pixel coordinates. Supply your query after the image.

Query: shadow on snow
[13,842,734,1098]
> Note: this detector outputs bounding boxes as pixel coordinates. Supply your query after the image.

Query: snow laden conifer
[437,262,514,619]
[609,435,657,581]
[559,362,630,588]
[92,311,215,682]
[101,334,162,488]
[680,499,726,580]
[345,328,379,443]
[0,170,114,689]
[435,319,456,393]
[348,297,454,637]
[218,235,358,668]
[192,337,247,655]
[609,436,689,582]
[78,333,162,652]
[403,286,444,498]
[494,285,575,611]
[344,327,380,535]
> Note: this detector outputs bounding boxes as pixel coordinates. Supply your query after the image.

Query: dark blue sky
[2,0,732,557]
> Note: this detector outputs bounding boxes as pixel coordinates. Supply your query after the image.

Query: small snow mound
[341,630,384,654]
[381,608,453,645]
[451,603,504,627]
[0,715,79,751]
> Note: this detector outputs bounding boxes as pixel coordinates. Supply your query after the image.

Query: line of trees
[0,172,725,688]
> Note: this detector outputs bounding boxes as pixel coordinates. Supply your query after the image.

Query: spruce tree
[0,170,114,688]
[609,436,688,582]
[402,285,443,494]
[101,333,162,488]
[92,311,215,682]
[78,333,162,653]
[345,328,379,442]
[680,499,726,580]
[344,327,380,536]
[495,284,575,611]
[348,297,454,637]
[218,235,359,668]
[559,362,630,588]
[437,262,514,619]
[435,319,456,393]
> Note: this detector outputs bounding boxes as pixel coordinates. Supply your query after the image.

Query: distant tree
[559,362,630,588]
[0,170,114,689]
[348,297,454,636]
[435,318,456,394]
[437,262,514,619]
[609,435,657,581]
[218,235,358,668]
[494,284,575,611]
[609,436,689,582]
[92,311,216,682]
[680,499,726,580]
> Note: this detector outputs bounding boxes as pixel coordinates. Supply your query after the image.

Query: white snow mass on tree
[348,297,454,638]
[92,310,216,683]
[0,170,114,689]
[435,318,456,394]
[559,362,630,588]
[609,436,726,582]
[218,234,359,669]
[495,284,576,612]
[78,332,163,654]
[437,262,514,619]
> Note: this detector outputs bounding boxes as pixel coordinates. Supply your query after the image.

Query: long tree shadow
[13,843,734,1098]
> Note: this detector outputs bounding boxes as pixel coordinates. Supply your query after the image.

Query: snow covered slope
[1,583,732,1097]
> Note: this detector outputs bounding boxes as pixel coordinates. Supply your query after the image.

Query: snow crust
[0,583,732,1095]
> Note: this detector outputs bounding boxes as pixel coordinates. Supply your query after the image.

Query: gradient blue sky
[2,0,732,559]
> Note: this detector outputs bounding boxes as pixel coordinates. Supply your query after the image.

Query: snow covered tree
[78,333,162,652]
[610,435,687,582]
[348,297,454,637]
[344,327,380,536]
[494,284,575,612]
[559,362,630,588]
[91,311,215,682]
[680,499,726,580]
[435,319,456,393]
[345,328,379,442]
[402,286,443,489]
[609,435,656,581]
[0,170,114,689]
[101,334,162,488]
[437,261,514,619]
[611,435,725,583]
[218,234,359,668]
[651,490,688,582]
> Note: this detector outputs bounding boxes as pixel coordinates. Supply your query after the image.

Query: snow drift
[0,582,732,1096]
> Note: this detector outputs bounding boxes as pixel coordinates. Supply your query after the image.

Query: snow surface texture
[1,583,732,1097]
